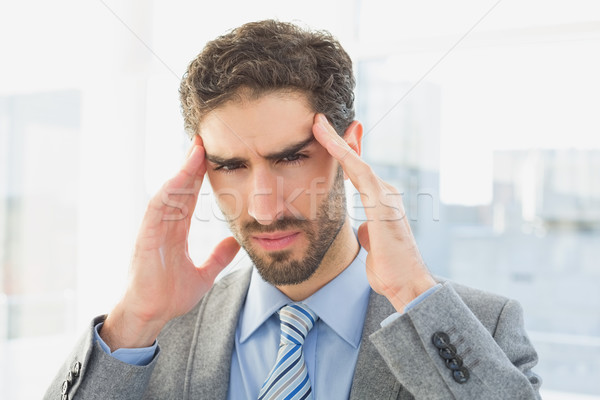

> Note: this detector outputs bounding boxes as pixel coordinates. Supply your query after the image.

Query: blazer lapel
[350,290,404,400]
[184,266,252,400]
[181,269,409,399]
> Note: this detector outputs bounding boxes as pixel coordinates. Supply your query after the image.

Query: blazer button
[432,332,450,349]
[445,356,463,370]
[66,371,73,385]
[62,394,68,400]
[61,380,69,395]
[453,367,470,384]
[71,361,81,377]
[439,344,457,360]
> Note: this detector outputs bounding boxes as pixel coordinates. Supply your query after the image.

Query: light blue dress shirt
[228,246,371,399]
[94,246,441,398]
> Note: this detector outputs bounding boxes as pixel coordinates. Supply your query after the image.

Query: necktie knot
[278,303,317,346]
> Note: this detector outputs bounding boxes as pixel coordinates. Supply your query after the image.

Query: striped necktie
[258,303,318,400]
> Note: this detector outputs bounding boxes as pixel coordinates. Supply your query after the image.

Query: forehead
[200,91,315,158]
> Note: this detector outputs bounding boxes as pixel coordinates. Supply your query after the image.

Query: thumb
[357,223,370,252]
[199,236,241,281]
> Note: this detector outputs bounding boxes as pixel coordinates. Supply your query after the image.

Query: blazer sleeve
[43,315,160,400]
[369,282,542,399]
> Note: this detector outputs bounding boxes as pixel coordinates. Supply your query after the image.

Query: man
[45,20,541,399]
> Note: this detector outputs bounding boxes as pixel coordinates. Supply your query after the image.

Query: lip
[251,231,300,251]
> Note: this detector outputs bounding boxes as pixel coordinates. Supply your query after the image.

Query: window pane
[0,91,80,339]
[355,29,600,397]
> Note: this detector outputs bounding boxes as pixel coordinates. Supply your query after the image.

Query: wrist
[100,302,165,351]
[384,274,437,313]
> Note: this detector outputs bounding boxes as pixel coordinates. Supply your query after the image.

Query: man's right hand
[100,135,241,350]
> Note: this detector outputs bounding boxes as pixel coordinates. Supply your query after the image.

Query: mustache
[242,217,309,235]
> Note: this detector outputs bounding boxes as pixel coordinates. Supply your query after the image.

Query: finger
[144,143,207,226]
[312,114,351,159]
[185,134,203,158]
[179,143,206,179]
[313,114,406,230]
[199,236,241,281]
[312,114,380,195]
[159,147,206,223]
[357,222,370,252]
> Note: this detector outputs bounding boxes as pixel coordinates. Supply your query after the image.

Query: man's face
[201,91,347,286]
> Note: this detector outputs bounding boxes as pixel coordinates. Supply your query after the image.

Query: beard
[225,167,347,286]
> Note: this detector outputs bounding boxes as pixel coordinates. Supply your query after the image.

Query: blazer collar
[185,266,253,400]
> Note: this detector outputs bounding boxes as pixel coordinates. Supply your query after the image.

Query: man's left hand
[313,114,436,313]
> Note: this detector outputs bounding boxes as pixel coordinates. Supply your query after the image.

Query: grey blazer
[45,268,541,399]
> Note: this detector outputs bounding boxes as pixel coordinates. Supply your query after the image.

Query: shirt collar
[239,245,370,349]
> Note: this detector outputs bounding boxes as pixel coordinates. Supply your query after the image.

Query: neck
[277,219,360,301]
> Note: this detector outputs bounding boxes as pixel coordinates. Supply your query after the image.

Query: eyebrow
[205,136,315,165]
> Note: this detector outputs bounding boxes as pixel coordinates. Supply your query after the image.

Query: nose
[247,168,284,225]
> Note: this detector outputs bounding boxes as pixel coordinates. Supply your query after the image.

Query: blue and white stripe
[258,303,318,400]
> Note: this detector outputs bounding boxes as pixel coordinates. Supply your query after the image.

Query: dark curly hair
[179,19,355,138]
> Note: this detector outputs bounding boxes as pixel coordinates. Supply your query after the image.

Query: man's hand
[101,135,240,350]
[313,114,436,313]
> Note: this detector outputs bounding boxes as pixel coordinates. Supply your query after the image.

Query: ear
[343,120,363,156]
[341,120,363,179]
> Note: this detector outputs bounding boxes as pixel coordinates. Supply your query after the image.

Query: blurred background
[1,0,599,398]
